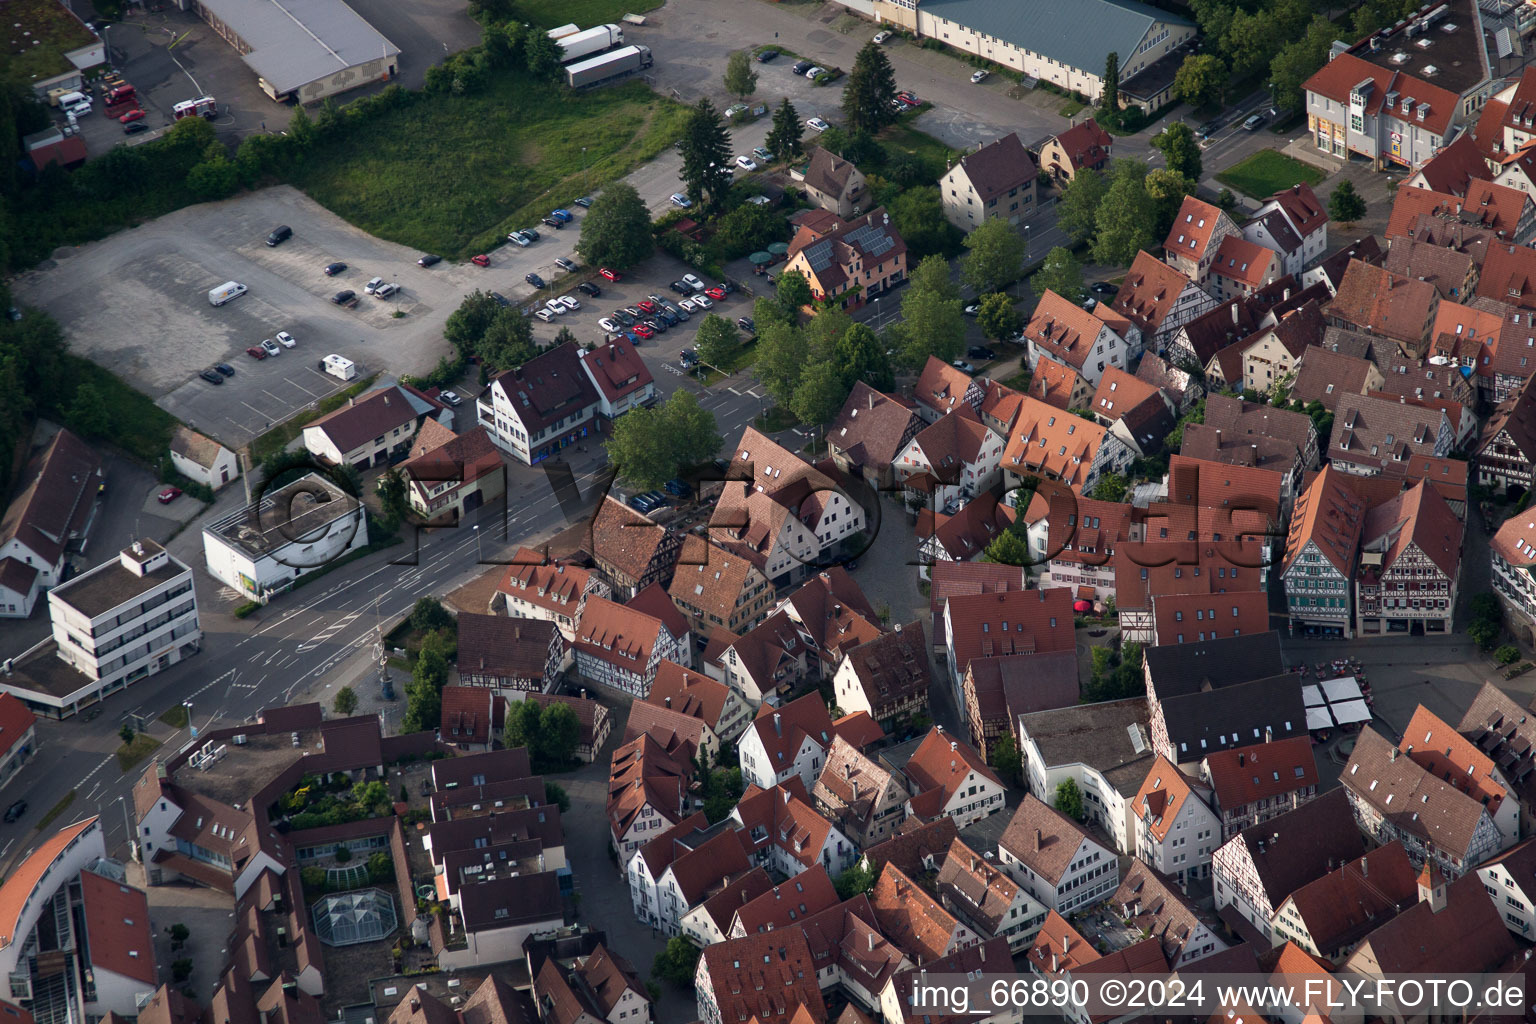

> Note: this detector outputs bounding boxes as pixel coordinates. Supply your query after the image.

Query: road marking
[288,377,321,398]
[241,400,272,419]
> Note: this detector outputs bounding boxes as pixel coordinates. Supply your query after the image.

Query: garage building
[182,0,400,103]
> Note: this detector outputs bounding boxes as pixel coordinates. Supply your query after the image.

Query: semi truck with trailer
[557,24,624,64]
[546,23,580,39]
[565,45,652,88]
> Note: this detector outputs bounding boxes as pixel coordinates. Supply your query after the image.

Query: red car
[632,323,655,339]
[246,345,268,360]
[157,486,182,504]
[118,109,146,124]
[705,286,727,301]
[599,268,622,282]
[897,91,919,105]
[635,299,657,313]
[471,254,491,267]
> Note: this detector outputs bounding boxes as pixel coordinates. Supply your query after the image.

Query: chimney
[979,944,986,963]
[773,713,782,736]
[1231,303,1239,325]
[349,396,356,407]
[851,780,860,801]
[1361,855,1368,878]
[1283,288,1290,301]
[868,391,875,410]
[665,696,672,708]
[1390,746,1399,761]
[1051,953,1059,972]
[1034,828,1043,852]
[868,932,876,952]
[1062,933,1070,954]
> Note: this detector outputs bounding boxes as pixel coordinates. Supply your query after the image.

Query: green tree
[172,959,194,983]
[724,49,758,99]
[544,781,571,812]
[651,936,701,988]
[1173,54,1226,109]
[804,304,853,361]
[480,308,537,372]
[606,389,721,489]
[119,723,135,745]
[502,699,542,752]
[410,597,453,633]
[66,380,110,438]
[444,291,502,359]
[186,155,239,201]
[1224,7,1279,79]
[1057,169,1108,246]
[1034,246,1085,302]
[976,292,1021,342]
[1270,16,1336,113]
[984,530,1032,566]
[576,182,653,269]
[1152,122,1202,182]
[756,321,811,408]
[523,29,564,81]
[714,202,783,259]
[1093,160,1156,266]
[765,98,805,162]
[844,41,899,135]
[1329,180,1367,225]
[376,468,409,528]
[1144,168,1195,238]
[776,269,813,314]
[1054,778,1085,821]
[1091,472,1129,502]
[680,98,734,212]
[834,860,877,898]
[894,283,967,368]
[287,105,316,149]
[888,185,962,260]
[961,218,1027,295]
[833,322,893,391]
[536,702,582,769]
[907,253,961,302]
[694,313,740,369]
[1099,52,1120,124]
[333,686,359,716]
[792,360,849,429]
[989,734,1022,786]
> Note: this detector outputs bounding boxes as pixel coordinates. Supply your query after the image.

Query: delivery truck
[566,45,652,88]
[546,23,580,39]
[558,24,624,64]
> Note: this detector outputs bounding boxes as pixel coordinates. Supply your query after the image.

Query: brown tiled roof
[902,726,1002,810]
[915,357,978,418]
[1114,252,1200,335]
[1026,910,1096,975]
[748,692,836,766]
[814,734,901,829]
[624,699,706,751]
[829,382,921,471]
[1230,788,1366,905]
[1048,119,1112,173]
[695,866,774,936]
[666,828,752,906]
[1025,290,1114,373]
[458,613,557,680]
[1164,196,1230,265]
[580,341,653,403]
[927,561,1025,619]
[870,862,966,964]
[935,837,1025,933]
[1026,355,1087,411]
[647,660,733,728]
[631,811,709,879]
[1413,134,1494,196]
[1344,725,1493,862]
[861,817,960,877]
[668,535,763,623]
[730,865,838,935]
[169,425,228,471]
[1347,873,1515,974]
[1359,479,1462,582]
[1282,840,1417,956]
[1152,589,1270,646]
[1135,352,1201,407]
[1384,238,1476,301]
[1331,392,1446,470]
[915,490,1016,560]
[1402,704,1505,813]
[1201,736,1318,811]
[955,132,1036,200]
[1092,367,1162,423]
[1303,52,1457,135]
[945,588,1074,676]
[487,343,599,436]
[496,549,596,617]
[607,731,694,840]
[839,623,928,713]
[1387,186,1462,239]
[1282,465,1373,575]
[1477,242,1536,311]
[1001,395,1117,491]
[1132,756,1206,842]
[787,206,906,298]
[79,868,155,984]
[588,496,673,586]
[999,793,1100,885]
[440,686,499,746]
[803,147,860,199]
[1328,261,1439,344]
[575,595,669,672]
[307,386,420,454]
[1456,683,1536,816]
[0,428,100,567]
[966,649,1080,725]
[1269,182,1327,236]
[1291,345,1377,410]
[699,929,827,1024]
[1111,861,1216,964]
[1177,297,1267,366]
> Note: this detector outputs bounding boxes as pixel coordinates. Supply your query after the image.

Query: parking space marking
[241,400,275,420]
[287,377,322,398]
[261,389,288,403]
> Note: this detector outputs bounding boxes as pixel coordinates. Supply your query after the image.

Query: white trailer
[323,354,358,381]
[546,23,580,39]
[558,24,624,64]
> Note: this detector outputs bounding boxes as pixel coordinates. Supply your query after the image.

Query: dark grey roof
[918,0,1191,76]
[843,221,896,260]
[1235,789,1366,904]
[1016,697,1155,796]
[1159,673,1308,762]
[1142,630,1284,701]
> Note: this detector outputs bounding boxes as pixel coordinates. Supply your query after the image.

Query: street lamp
[474,523,481,562]
[185,701,196,741]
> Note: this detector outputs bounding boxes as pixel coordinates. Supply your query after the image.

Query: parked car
[806,117,829,132]
[365,276,385,295]
[612,309,636,326]
[670,192,693,208]
[276,330,296,348]
[599,317,621,332]
[1242,113,1266,131]
[1090,281,1118,295]
[897,91,919,105]
[680,349,698,367]
[692,294,714,308]
[735,155,759,171]
[266,225,292,246]
[791,60,813,75]
[418,254,442,267]
[705,286,727,300]
[471,254,491,267]
[246,345,268,360]
[682,273,705,291]
[198,369,223,385]
[645,316,668,333]
[669,280,692,294]
[123,122,149,135]
[757,49,778,62]
[805,66,826,78]
[260,338,281,357]
[541,216,563,229]
[573,196,593,207]
[726,103,749,118]
[555,256,578,272]
[655,307,679,326]
[332,290,358,305]
[158,486,182,504]
[679,298,698,312]
[535,308,555,322]
[118,108,146,123]
[214,363,235,377]
[486,291,509,308]
[545,299,567,315]
[970,70,989,83]
[1196,119,1222,139]
[4,800,26,824]
[873,30,891,43]
[324,261,347,276]
[737,316,756,333]
[952,360,976,373]
[633,322,655,339]
[525,273,546,288]
[600,268,622,281]
[752,146,773,163]
[508,231,531,247]
[967,345,996,360]
[558,295,581,311]
[440,391,463,406]
[963,303,980,316]
[635,299,657,313]
[746,194,771,206]
[667,302,689,321]
[578,281,602,297]
[665,478,693,497]
[550,209,573,222]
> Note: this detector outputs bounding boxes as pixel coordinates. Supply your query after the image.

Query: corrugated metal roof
[919,0,1190,76]
[195,0,400,94]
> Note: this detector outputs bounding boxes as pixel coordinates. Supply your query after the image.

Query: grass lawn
[63,357,179,468]
[699,339,758,385]
[876,118,957,176]
[159,704,190,729]
[290,79,689,259]
[116,734,162,773]
[250,374,378,463]
[516,0,663,29]
[1216,149,1326,199]
[2,0,98,89]
[36,790,76,831]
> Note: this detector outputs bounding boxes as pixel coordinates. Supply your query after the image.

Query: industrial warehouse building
[180,0,400,103]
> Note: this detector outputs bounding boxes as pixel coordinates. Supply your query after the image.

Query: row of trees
[605,388,722,490]
[1057,158,1196,267]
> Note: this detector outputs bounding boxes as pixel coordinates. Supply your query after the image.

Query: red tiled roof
[647,661,734,729]
[1114,251,1200,335]
[748,693,836,766]
[1282,840,1418,955]
[914,357,978,418]
[999,794,1099,885]
[1303,51,1458,135]
[1132,756,1203,842]
[1387,186,1462,240]
[944,588,1075,675]
[1092,367,1164,424]
[730,865,838,935]
[1164,196,1230,264]
[580,341,654,403]
[903,727,1002,808]
[927,561,1026,619]
[1048,119,1112,173]
[440,686,499,746]
[0,818,97,950]
[869,862,965,964]
[496,548,596,617]
[1152,590,1270,646]
[699,929,827,1024]
[1402,705,1506,813]
[1269,182,1327,237]
[1328,260,1439,345]
[1476,242,1536,311]
[1026,290,1116,374]
[0,695,36,762]
[307,386,420,455]
[1210,235,1281,289]
[1411,134,1494,197]
[575,595,669,672]
[1026,355,1087,411]
[80,868,155,985]
[1201,736,1318,810]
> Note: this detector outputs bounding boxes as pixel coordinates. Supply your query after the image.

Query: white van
[54,91,86,109]
[323,354,357,381]
[208,281,247,306]
[373,282,399,300]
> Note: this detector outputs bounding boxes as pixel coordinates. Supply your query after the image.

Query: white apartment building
[202,474,367,603]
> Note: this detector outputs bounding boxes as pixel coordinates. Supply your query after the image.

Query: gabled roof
[669,535,764,623]
[1342,726,1492,862]
[1000,395,1117,491]
[1347,873,1515,974]
[1046,118,1114,172]
[440,686,498,746]
[587,495,671,584]
[965,649,1081,725]
[926,560,1025,619]
[1281,840,1418,956]
[908,406,998,481]
[575,595,668,672]
[1114,251,1200,334]
[581,341,654,403]
[1210,235,1280,289]
[902,727,1003,813]
[1026,355,1087,411]
[999,794,1101,885]
[1358,479,1462,581]
[458,613,557,680]
[1384,237,1476,301]
[1135,352,1200,405]
[1412,133,1494,197]
[730,865,839,935]
[1026,290,1113,372]
[935,836,1027,933]
[1228,788,1366,905]
[1331,392,1447,470]
[944,587,1075,675]
[1303,51,1458,136]
[1133,755,1207,843]
[647,660,735,729]
[788,207,906,296]
[1327,261,1439,344]
[169,425,230,471]
[488,343,599,435]
[0,695,37,762]
[1267,182,1328,238]
[79,868,155,984]
[803,147,861,199]
[869,861,965,964]
[1476,241,1536,311]
[1402,704,1506,813]
[1092,366,1162,423]
[624,699,708,752]
[1199,393,1314,463]
[0,428,100,567]
[1111,861,1217,964]
[839,623,929,715]
[1201,736,1318,811]
[1164,196,1231,264]
[699,928,827,1024]
[914,356,979,418]
[1292,345,1378,410]
[951,132,1036,201]
[306,386,421,454]
[747,692,837,767]
[829,382,921,471]
[916,490,1016,560]
[496,549,596,616]
[861,817,960,878]
[1387,186,1463,240]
